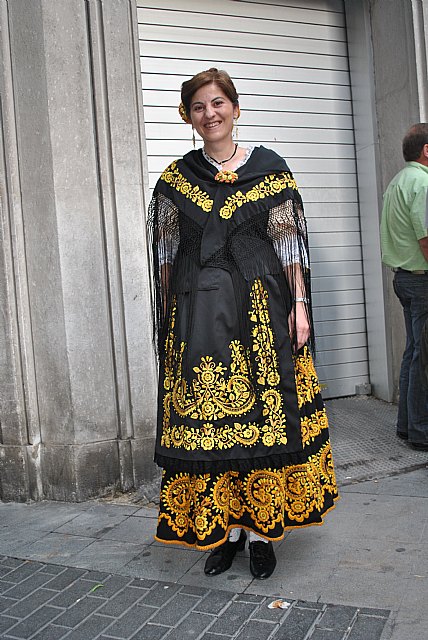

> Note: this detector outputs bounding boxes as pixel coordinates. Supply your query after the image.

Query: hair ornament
[178,102,191,124]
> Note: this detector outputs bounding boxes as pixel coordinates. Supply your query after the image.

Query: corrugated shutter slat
[137,0,369,398]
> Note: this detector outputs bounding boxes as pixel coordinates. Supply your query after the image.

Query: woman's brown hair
[180,68,239,120]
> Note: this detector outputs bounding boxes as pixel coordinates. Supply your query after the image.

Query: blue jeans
[393,270,428,444]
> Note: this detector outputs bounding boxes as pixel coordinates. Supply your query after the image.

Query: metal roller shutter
[137,0,370,398]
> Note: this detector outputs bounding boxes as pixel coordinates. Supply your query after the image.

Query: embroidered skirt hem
[155,433,338,550]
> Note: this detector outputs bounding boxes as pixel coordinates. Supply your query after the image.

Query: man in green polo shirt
[380,123,428,451]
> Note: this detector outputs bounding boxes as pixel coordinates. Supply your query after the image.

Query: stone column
[368,0,428,400]
[0,0,158,501]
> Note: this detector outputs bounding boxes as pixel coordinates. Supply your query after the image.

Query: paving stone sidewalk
[0,396,427,640]
[0,556,390,640]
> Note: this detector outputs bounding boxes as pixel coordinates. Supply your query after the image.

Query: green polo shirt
[380,161,428,270]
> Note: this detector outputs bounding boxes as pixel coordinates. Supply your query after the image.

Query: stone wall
[0,0,158,501]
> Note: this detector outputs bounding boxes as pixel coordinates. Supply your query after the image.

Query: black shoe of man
[249,540,277,579]
[204,530,247,576]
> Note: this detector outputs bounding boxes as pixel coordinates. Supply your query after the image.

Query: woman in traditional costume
[148,68,338,579]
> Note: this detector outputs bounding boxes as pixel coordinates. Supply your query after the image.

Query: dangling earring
[233,117,239,142]
[192,127,196,149]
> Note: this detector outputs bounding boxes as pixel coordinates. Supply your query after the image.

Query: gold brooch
[215,170,238,184]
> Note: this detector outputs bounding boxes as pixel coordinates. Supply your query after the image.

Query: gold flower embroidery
[158,441,337,541]
[161,280,291,451]
[294,348,321,408]
[219,172,298,219]
[160,162,213,212]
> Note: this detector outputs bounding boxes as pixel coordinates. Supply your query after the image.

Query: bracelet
[294,297,309,303]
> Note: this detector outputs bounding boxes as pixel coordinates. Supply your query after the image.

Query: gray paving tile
[235,619,277,640]
[84,503,140,518]
[235,593,265,603]
[87,575,131,598]
[209,601,260,635]
[0,582,17,595]
[3,605,62,638]
[195,589,233,614]
[57,614,113,640]
[100,514,157,545]
[40,564,68,575]
[6,587,57,617]
[0,596,16,613]
[271,606,320,640]
[49,582,96,609]
[2,572,53,599]
[1,561,44,583]
[0,502,87,532]
[66,538,145,573]
[358,608,390,618]
[100,603,156,638]
[139,583,181,607]
[45,568,87,591]
[309,631,346,640]
[317,605,357,631]
[150,593,199,626]
[125,545,200,581]
[347,613,388,639]
[20,532,94,563]
[0,558,24,568]
[48,575,110,608]
[172,611,216,638]
[129,577,157,590]
[295,601,324,611]
[54,595,105,627]
[31,624,71,640]
[54,510,130,538]
[341,468,428,498]
[80,570,111,583]
[251,600,294,624]
[179,584,210,597]
[97,586,145,616]
[319,566,408,609]
[0,614,22,635]
[177,552,253,593]
[132,507,159,519]
[128,624,169,640]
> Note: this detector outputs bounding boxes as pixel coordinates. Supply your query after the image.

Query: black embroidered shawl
[148,146,314,357]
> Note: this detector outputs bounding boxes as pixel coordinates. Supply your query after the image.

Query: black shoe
[410,442,428,451]
[204,530,247,576]
[249,541,277,579]
[396,431,408,441]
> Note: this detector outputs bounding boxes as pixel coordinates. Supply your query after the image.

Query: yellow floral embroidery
[294,347,321,408]
[173,350,255,421]
[283,442,336,523]
[161,279,292,450]
[162,421,260,451]
[300,408,329,447]
[249,279,281,387]
[160,161,213,212]
[157,441,337,541]
[219,172,298,219]
[245,469,285,531]
[261,389,287,446]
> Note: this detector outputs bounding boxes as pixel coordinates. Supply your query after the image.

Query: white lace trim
[202,145,255,172]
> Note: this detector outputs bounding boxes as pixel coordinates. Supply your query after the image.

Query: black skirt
[154,267,338,549]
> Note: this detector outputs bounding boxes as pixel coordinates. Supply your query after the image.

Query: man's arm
[419,236,428,262]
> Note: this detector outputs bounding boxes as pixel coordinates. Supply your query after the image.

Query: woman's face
[189,83,239,146]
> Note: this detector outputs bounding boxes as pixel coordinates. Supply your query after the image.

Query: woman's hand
[288,302,310,351]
